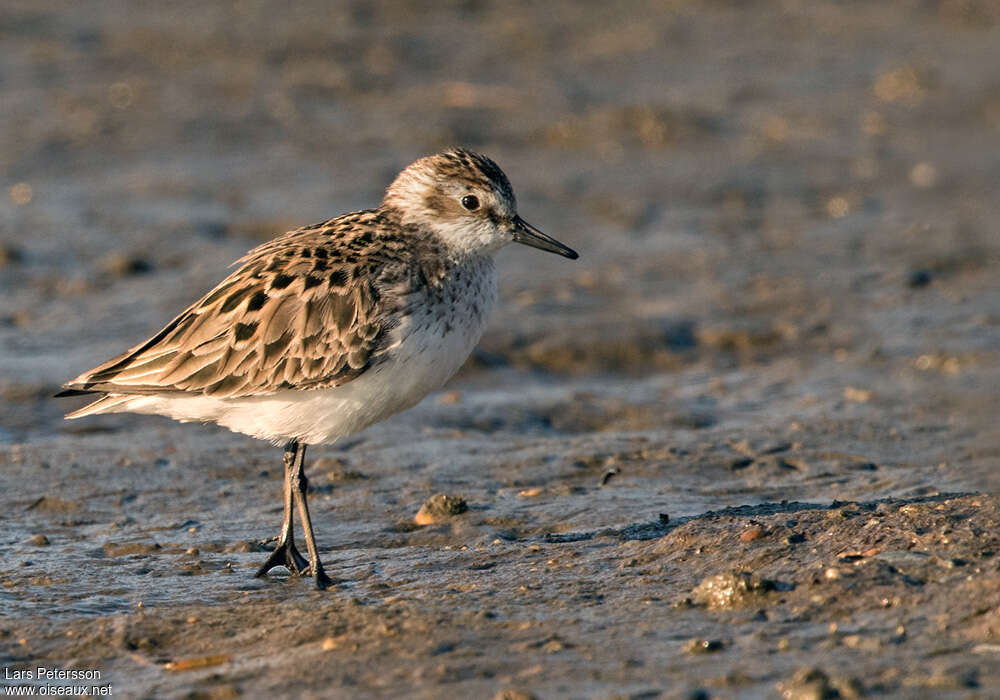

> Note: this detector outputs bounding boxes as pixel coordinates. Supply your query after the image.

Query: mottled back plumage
[63,210,448,401]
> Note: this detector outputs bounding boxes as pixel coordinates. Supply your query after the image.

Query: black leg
[255,441,310,578]
[289,443,332,590]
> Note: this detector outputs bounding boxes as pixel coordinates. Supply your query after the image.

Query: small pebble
[729,457,754,470]
[224,540,261,553]
[492,691,537,700]
[0,244,23,266]
[908,269,932,288]
[414,493,468,525]
[843,386,872,403]
[691,571,776,609]
[438,390,461,404]
[909,162,938,188]
[684,638,724,654]
[775,667,835,700]
[164,654,232,672]
[100,252,153,277]
[28,534,50,546]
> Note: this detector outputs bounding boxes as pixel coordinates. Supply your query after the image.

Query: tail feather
[64,394,134,419]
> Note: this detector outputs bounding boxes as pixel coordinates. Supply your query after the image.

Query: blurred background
[1,1,999,696]
[3,1,998,439]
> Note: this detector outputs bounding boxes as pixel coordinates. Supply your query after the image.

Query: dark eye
[461,194,479,211]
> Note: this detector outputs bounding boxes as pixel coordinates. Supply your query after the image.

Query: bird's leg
[255,441,310,578]
[289,443,332,590]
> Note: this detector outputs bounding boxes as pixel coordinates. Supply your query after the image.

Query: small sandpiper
[57,149,578,589]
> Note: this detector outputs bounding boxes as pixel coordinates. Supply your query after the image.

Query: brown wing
[61,216,410,399]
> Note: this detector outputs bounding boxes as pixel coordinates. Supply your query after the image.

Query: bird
[56,148,579,589]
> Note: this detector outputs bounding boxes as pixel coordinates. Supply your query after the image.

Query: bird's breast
[388,255,497,391]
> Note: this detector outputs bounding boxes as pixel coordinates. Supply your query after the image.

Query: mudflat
[2,1,998,697]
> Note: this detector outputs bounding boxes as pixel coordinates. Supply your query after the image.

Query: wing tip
[63,393,134,419]
[54,388,93,398]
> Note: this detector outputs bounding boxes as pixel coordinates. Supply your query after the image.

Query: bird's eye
[461,194,480,211]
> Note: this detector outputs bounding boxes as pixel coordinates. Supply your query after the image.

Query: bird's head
[382,148,578,260]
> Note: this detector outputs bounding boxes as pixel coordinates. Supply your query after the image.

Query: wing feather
[60,211,430,399]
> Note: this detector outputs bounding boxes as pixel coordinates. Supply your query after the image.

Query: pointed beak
[512,216,579,260]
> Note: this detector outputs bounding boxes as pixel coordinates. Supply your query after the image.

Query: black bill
[512,216,579,260]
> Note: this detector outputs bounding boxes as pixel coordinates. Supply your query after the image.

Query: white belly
[122,259,497,445]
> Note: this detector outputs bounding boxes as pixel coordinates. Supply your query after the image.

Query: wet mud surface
[2,1,999,698]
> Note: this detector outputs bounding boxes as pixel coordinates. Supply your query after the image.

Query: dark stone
[908,269,932,287]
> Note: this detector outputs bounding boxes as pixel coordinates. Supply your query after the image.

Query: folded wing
[61,221,400,400]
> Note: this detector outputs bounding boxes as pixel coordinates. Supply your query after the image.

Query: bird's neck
[378,204,498,270]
